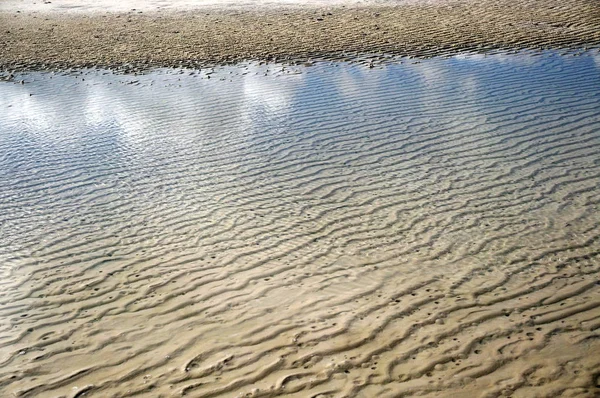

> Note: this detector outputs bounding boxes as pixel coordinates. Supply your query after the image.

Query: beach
[0,1,600,398]
[1,0,600,70]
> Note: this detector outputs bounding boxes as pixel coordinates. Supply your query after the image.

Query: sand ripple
[0,53,599,397]
[1,0,600,71]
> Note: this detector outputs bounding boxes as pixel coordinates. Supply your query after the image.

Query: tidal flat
[2,0,600,71]
[1,51,600,397]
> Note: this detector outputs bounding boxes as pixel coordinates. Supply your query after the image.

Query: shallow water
[1,52,600,397]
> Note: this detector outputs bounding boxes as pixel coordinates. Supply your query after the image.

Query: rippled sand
[1,52,600,397]
[1,0,600,70]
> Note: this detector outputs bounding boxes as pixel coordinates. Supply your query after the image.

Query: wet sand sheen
[1,52,600,397]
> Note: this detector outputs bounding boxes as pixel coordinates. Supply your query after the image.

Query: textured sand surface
[0,0,394,13]
[1,0,600,70]
[1,52,599,397]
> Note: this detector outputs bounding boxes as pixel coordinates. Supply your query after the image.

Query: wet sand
[1,0,600,71]
[1,52,600,397]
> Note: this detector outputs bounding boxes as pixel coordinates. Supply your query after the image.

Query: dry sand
[1,0,600,71]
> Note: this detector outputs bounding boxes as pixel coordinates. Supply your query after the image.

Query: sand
[1,1,600,397]
[1,52,600,397]
[1,0,600,71]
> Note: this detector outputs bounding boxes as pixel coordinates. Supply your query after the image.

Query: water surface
[1,52,600,397]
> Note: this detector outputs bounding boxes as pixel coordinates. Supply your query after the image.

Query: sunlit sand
[1,52,599,396]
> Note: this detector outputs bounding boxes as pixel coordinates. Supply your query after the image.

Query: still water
[0,52,599,397]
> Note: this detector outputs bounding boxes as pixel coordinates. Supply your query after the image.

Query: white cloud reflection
[1,51,598,171]
[0,65,306,175]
